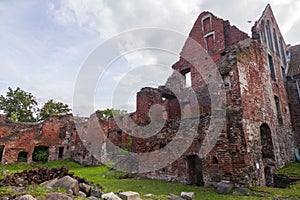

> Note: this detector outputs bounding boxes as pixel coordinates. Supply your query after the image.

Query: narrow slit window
[202,17,211,32]
[261,21,267,44]
[274,96,283,124]
[181,69,192,88]
[267,20,274,51]
[273,28,280,55]
[185,71,192,88]
[281,66,285,81]
[201,14,212,33]
[268,54,276,81]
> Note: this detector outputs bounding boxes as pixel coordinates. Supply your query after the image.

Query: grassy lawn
[0,159,299,199]
[277,162,300,176]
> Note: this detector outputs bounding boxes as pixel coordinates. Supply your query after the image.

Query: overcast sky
[0,0,299,116]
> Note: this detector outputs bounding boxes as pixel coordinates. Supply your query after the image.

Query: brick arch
[32,145,50,162]
[17,151,28,162]
[260,123,275,160]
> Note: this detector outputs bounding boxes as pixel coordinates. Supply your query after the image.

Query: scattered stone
[40,178,58,188]
[79,182,91,195]
[78,191,86,198]
[46,192,73,200]
[67,189,73,195]
[90,188,103,198]
[102,192,122,200]
[180,192,194,200]
[232,191,239,196]
[52,176,79,195]
[17,195,36,200]
[7,186,26,192]
[236,187,247,195]
[216,182,234,195]
[142,194,154,198]
[211,175,222,182]
[87,197,98,200]
[167,194,185,200]
[119,191,141,200]
[2,167,70,186]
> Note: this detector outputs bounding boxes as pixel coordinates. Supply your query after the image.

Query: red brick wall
[0,114,76,163]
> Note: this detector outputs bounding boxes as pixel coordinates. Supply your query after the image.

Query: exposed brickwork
[99,5,296,187]
[287,45,300,146]
[0,4,297,188]
[0,114,99,165]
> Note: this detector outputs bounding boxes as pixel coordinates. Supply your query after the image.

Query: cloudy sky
[0,0,299,116]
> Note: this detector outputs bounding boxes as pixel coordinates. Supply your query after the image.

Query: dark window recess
[187,155,204,186]
[261,21,267,43]
[274,96,283,124]
[279,37,287,66]
[260,123,275,159]
[273,28,280,56]
[58,147,64,159]
[268,54,276,81]
[0,146,4,163]
[60,126,66,139]
[202,17,211,32]
[181,69,192,88]
[212,157,219,164]
[32,146,49,162]
[267,20,274,51]
[205,34,214,52]
[17,151,28,162]
[281,66,286,81]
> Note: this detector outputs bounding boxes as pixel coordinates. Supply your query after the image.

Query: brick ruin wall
[100,8,296,187]
[287,75,300,145]
[0,5,297,188]
[0,114,100,165]
[286,45,300,146]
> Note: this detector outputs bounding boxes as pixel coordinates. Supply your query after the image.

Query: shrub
[32,146,49,162]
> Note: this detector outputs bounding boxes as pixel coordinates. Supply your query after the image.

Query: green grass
[277,162,300,176]
[0,159,300,199]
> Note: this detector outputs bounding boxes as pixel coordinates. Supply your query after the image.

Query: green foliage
[125,136,132,152]
[39,99,70,120]
[99,108,127,119]
[0,87,38,122]
[17,151,28,162]
[0,146,4,153]
[32,146,49,162]
[0,187,16,196]
[0,87,71,122]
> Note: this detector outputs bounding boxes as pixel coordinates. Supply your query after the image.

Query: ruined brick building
[287,44,300,145]
[0,114,100,165]
[0,4,299,188]
[90,4,298,187]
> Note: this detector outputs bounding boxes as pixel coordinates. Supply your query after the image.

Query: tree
[39,99,71,120]
[0,87,38,122]
[99,108,127,119]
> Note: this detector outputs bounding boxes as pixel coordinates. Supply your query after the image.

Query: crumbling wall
[0,114,76,163]
[237,39,294,186]
[286,45,300,146]
[287,76,300,145]
[100,8,296,188]
[0,114,100,165]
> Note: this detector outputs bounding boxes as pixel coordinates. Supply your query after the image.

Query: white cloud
[0,0,298,116]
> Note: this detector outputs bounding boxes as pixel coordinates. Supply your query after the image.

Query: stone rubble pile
[0,167,74,186]
[0,168,195,200]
